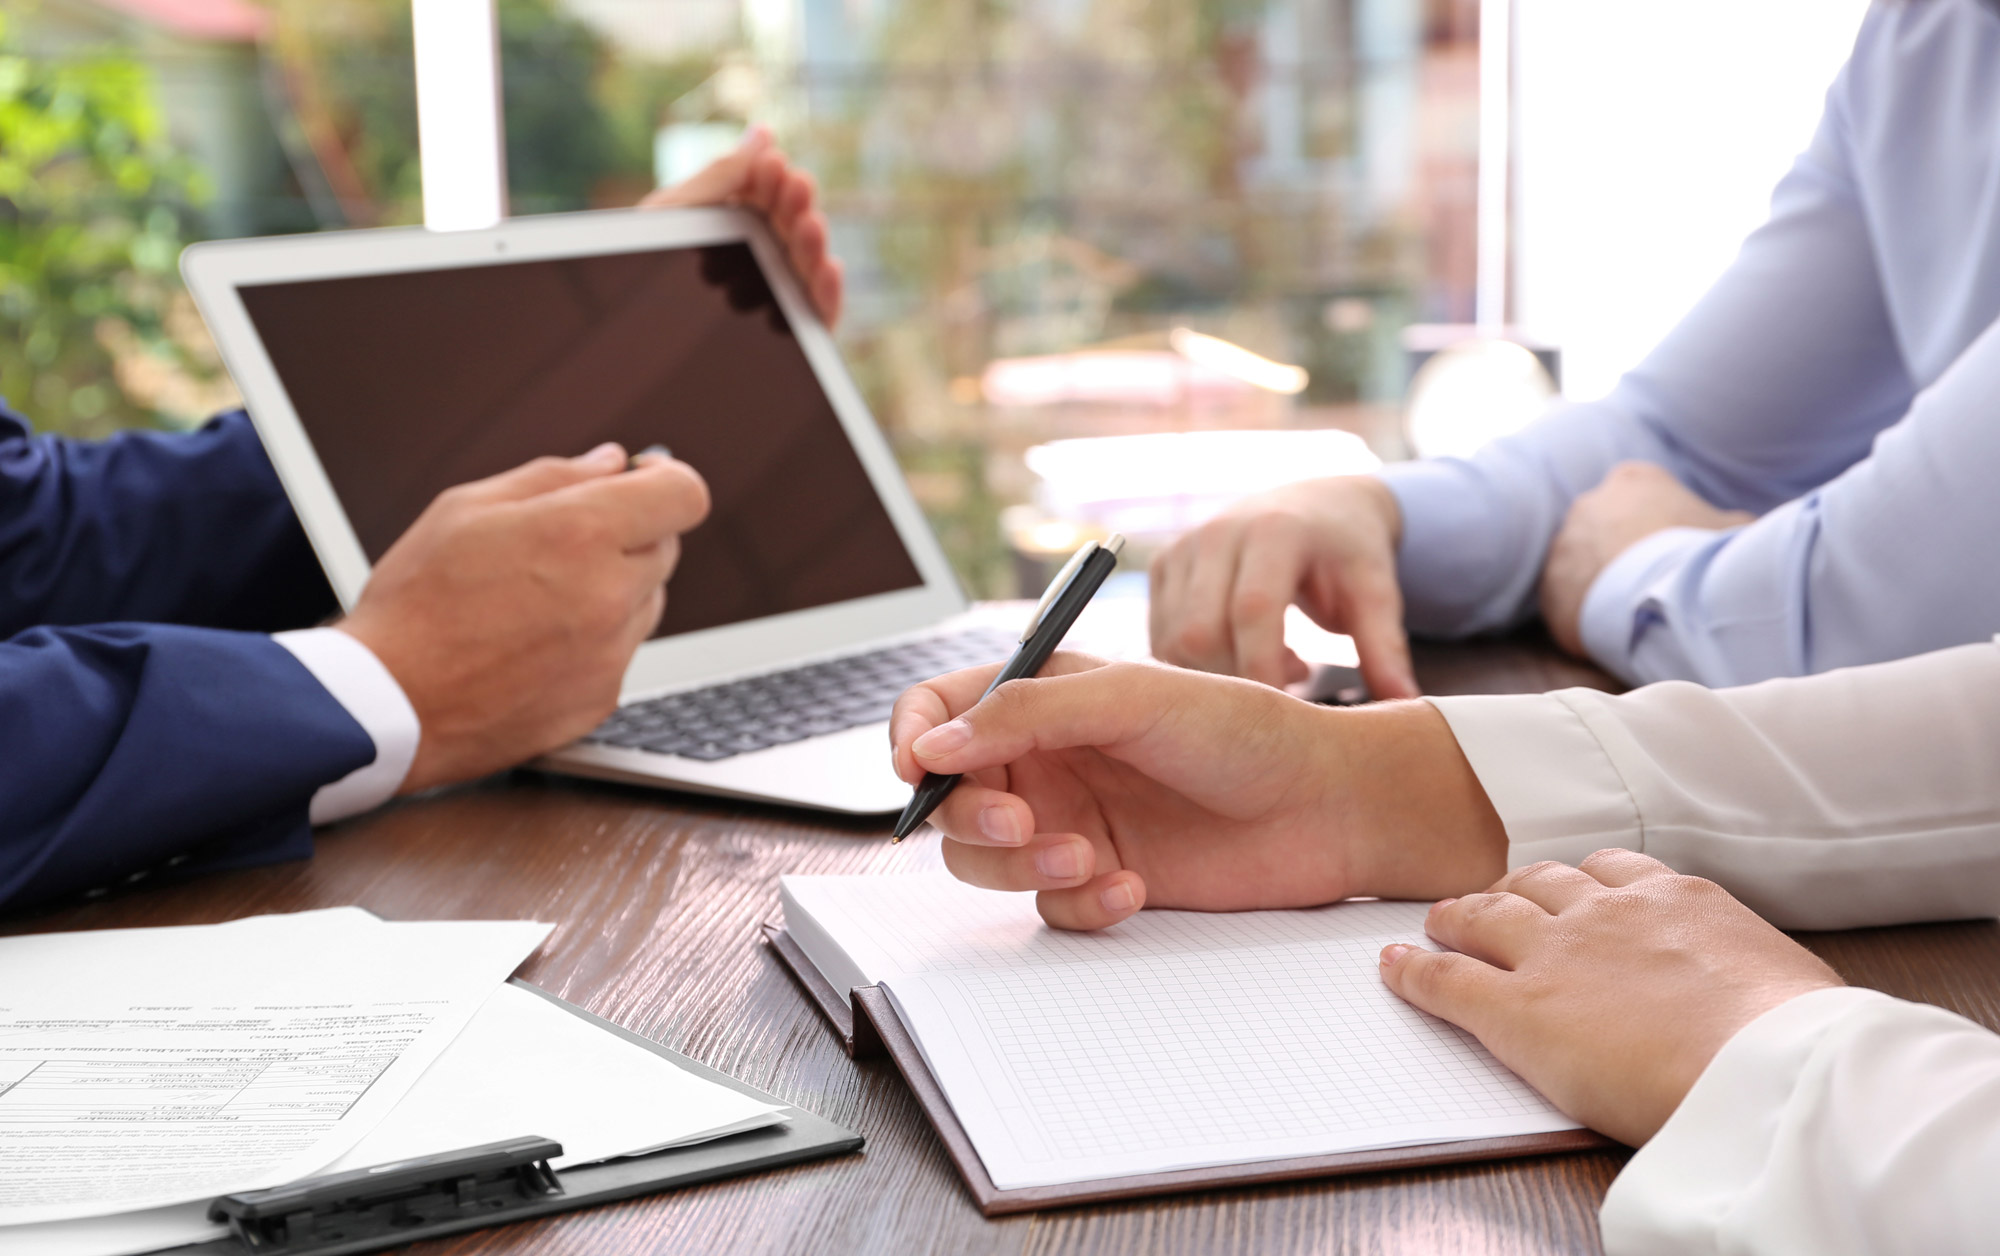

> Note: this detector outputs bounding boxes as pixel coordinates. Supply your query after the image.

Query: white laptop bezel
[183,207,966,699]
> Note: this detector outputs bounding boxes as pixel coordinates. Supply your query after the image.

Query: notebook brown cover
[763,925,1611,1214]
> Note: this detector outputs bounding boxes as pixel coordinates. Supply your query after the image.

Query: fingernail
[579,441,623,467]
[1100,882,1138,914]
[1380,944,1414,967]
[1434,897,1459,911]
[913,718,971,759]
[977,806,1022,845]
[1035,842,1083,881]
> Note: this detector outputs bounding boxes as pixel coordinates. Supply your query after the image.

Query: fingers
[941,834,1146,931]
[1037,873,1145,931]
[888,653,1114,782]
[1229,523,1309,687]
[1161,527,1243,673]
[922,775,1032,844]
[622,534,683,589]
[618,581,668,651]
[1487,860,1606,915]
[1422,892,1550,970]
[746,148,786,216]
[1342,565,1419,699]
[544,457,712,551]
[1147,549,1178,659]
[904,661,1165,779]
[943,830,1096,891]
[455,442,627,505]
[770,162,816,227]
[1378,943,1509,1039]
[812,255,844,328]
[639,125,773,208]
[1578,848,1675,888]
[889,662,1003,783]
[637,127,843,327]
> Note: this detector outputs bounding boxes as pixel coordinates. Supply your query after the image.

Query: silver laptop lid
[185,208,965,697]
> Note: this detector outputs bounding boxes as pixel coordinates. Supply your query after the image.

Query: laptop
[182,207,1015,814]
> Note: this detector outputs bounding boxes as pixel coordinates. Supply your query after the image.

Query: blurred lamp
[1167,328,1308,395]
[1023,429,1381,545]
[1403,338,1556,460]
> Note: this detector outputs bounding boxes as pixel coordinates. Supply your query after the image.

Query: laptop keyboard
[581,626,1019,762]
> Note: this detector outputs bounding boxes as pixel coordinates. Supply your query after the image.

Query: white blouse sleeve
[1599,986,2000,1256]
[1426,638,2000,930]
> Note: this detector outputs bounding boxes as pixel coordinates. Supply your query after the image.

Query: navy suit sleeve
[0,402,336,635]
[0,624,375,913]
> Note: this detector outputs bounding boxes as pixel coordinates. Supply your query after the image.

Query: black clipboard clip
[208,1136,563,1254]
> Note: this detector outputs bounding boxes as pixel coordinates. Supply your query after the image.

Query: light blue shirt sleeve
[1583,313,2000,685]
[1381,7,1954,686]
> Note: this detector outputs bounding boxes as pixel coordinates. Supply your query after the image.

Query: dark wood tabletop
[9,629,1999,1256]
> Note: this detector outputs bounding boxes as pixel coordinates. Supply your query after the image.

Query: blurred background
[0,0,1864,598]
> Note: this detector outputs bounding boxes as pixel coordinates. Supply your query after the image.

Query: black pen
[892,533,1126,843]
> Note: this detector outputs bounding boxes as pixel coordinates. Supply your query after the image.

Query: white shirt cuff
[274,628,421,824]
[1598,986,1897,1255]
[1426,691,1645,867]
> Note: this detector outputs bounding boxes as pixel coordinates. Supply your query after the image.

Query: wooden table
[10,631,2000,1255]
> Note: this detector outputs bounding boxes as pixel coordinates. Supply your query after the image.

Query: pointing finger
[545,457,712,550]
[1345,565,1419,699]
[453,443,626,505]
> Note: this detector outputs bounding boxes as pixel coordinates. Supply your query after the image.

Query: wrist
[334,614,446,794]
[1328,699,1507,900]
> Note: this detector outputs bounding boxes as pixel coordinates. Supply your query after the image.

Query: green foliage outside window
[0,13,213,438]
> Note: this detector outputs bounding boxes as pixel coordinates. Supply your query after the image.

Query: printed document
[6,981,792,1256]
[0,909,548,1226]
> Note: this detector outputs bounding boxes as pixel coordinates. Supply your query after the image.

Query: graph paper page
[782,875,1578,1189]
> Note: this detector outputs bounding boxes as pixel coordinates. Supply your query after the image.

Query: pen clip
[1020,541,1100,643]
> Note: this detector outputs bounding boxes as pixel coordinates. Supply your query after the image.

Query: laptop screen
[237,242,925,640]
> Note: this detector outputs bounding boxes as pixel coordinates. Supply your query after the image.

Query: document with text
[0,909,549,1227]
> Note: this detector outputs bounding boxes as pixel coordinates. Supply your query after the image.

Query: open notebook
[772,874,1600,1212]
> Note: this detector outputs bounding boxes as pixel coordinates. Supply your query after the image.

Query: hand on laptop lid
[641,124,844,329]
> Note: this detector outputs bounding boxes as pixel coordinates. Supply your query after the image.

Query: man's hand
[339,443,710,794]
[642,125,844,328]
[1378,850,1843,1146]
[1540,462,1754,656]
[889,654,1506,930]
[1149,475,1419,699]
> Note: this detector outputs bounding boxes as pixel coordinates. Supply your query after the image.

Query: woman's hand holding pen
[888,654,1509,930]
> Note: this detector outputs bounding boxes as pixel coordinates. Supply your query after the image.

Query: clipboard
[763,924,1610,1216]
[181,980,862,1255]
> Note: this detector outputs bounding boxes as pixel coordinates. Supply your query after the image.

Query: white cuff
[1426,691,1644,867]
[1598,986,1896,1255]
[274,628,421,824]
